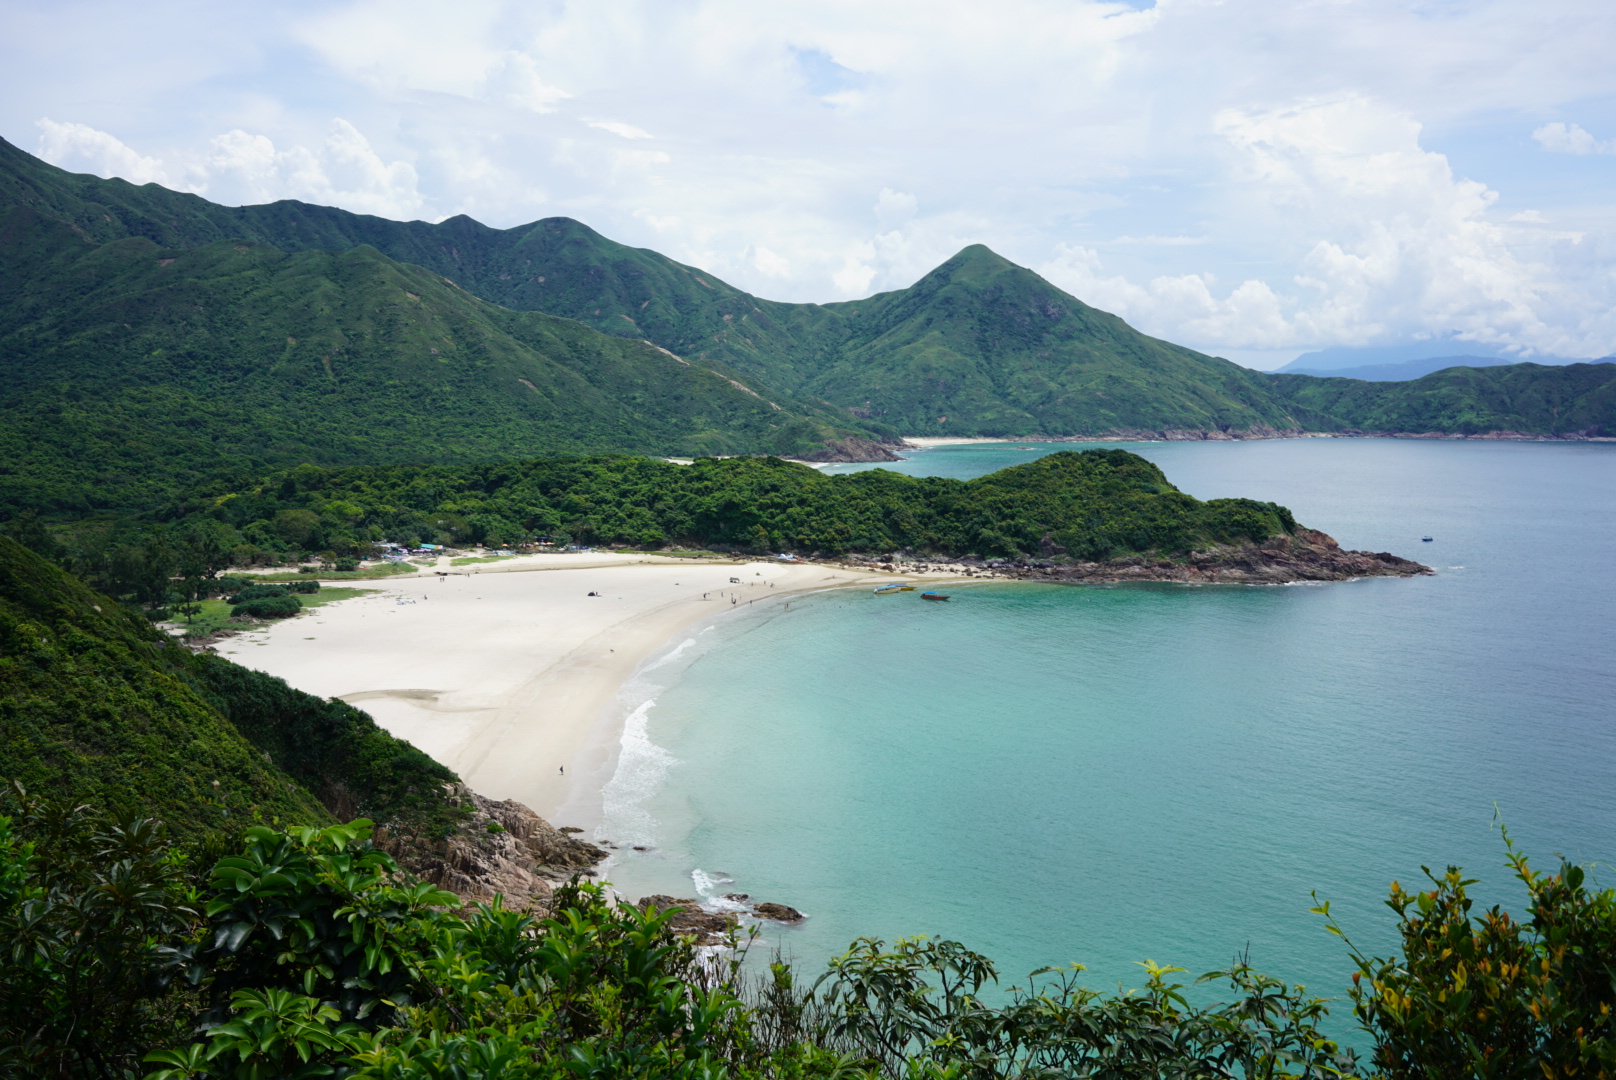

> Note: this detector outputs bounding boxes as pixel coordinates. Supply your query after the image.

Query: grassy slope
[0,535,465,837]
[0,206,872,514]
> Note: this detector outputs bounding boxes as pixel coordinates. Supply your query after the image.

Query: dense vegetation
[4,137,1614,523]
[1264,363,1616,437]
[4,793,1615,1078]
[0,536,466,839]
[0,204,880,516]
[141,450,1297,564]
[1,136,1289,439]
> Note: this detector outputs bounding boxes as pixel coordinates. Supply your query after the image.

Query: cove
[596,438,1616,1034]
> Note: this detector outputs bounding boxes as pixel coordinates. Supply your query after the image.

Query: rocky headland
[375,784,606,912]
[845,527,1430,586]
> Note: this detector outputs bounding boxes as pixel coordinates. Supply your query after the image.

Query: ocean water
[596,438,1616,1035]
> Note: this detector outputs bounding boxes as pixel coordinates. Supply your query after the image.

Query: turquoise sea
[597,438,1616,1036]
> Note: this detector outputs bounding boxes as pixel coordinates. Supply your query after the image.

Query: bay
[597,438,1616,1034]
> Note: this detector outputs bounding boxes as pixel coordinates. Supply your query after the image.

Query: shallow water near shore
[598,438,1616,1038]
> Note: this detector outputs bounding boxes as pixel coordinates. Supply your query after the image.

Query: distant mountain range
[2,134,1614,514]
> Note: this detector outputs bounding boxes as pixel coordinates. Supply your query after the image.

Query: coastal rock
[635,894,807,942]
[875,528,1430,586]
[638,895,740,944]
[753,902,805,923]
[795,436,904,463]
[375,784,606,912]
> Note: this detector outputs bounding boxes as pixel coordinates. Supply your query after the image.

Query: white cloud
[197,119,425,218]
[11,0,1616,358]
[37,117,427,220]
[1532,121,1615,155]
[587,120,654,140]
[1039,94,1609,356]
[484,52,572,113]
[35,118,169,185]
[749,245,791,277]
[874,188,918,228]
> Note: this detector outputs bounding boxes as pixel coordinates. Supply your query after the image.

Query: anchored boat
[920,592,950,601]
[873,583,904,594]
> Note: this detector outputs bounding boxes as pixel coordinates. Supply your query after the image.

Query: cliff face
[375,785,605,911]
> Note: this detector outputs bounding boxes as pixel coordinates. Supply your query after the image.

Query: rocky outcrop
[638,893,807,945]
[860,528,1430,586]
[1017,528,1430,584]
[638,895,740,944]
[796,436,904,463]
[376,784,605,912]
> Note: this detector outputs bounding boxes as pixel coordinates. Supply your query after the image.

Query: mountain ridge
[3,133,1615,521]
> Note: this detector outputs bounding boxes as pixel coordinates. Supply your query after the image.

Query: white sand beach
[901,436,1015,448]
[226,554,907,823]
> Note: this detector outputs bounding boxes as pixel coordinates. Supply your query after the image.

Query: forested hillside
[0,535,464,837]
[3,136,1613,528]
[0,205,884,514]
[1265,361,1616,436]
[154,450,1298,563]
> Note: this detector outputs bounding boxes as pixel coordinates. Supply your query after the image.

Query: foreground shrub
[5,799,1615,1079]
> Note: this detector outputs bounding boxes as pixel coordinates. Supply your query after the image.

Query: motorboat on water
[920,592,950,601]
[873,583,904,594]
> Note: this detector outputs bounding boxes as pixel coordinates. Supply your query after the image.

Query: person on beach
[559,765,564,776]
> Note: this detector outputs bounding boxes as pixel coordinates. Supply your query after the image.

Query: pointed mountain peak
[938,243,1018,277]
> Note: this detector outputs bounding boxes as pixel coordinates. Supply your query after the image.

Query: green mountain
[0,532,464,838]
[3,132,1613,523]
[1265,362,1616,436]
[0,205,882,514]
[0,137,1307,439]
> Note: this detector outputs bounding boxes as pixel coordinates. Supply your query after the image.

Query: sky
[5,0,1616,369]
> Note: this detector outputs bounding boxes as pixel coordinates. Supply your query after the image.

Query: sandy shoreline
[229,553,936,823]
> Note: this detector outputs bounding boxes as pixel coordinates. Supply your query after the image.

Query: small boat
[920,592,950,601]
[873,583,904,594]
[898,586,917,591]
[1422,536,1434,542]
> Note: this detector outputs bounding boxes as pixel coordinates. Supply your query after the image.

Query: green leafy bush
[1316,828,1616,1079]
[224,584,287,604]
[9,798,1616,1080]
[229,595,302,619]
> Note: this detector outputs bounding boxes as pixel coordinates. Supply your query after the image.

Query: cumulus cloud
[1532,122,1615,155]
[35,117,427,220]
[1037,94,1613,356]
[200,119,426,218]
[10,0,1616,358]
[35,119,169,186]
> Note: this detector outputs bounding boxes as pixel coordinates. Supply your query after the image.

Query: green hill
[171,449,1301,562]
[1264,361,1616,436]
[0,137,1307,438]
[3,131,1613,518]
[0,205,882,514]
[0,532,465,838]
